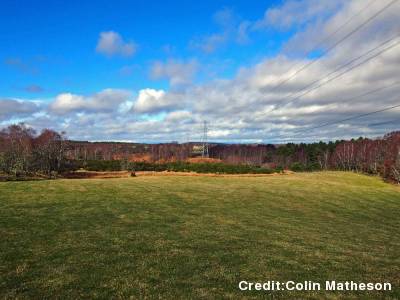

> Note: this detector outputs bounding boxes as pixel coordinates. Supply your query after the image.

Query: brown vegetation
[63,171,132,179]
[186,157,222,163]
[62,170,290,179]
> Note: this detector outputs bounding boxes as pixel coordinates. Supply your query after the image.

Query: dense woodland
[0,123,399,182]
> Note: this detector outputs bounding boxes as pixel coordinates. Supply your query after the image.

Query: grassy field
[0,172,399,299]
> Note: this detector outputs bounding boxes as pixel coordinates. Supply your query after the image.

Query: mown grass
[0,172,399,299]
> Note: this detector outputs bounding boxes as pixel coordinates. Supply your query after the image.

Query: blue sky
[1,0,399,142]
[0,0,285,98]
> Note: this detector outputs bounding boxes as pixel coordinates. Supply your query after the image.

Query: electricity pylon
[202,121,209,158]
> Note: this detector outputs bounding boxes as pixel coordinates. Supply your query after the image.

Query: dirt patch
[62,170,292,179]
[133,170,292,177]
[186,157,222,163]
[63,171,132,179]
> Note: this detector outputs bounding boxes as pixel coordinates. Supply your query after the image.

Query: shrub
[129,161,274,174]
[290,162,306,172]
[84,160,122,171]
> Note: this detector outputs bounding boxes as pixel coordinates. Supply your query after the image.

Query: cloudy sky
[1,0,399,143]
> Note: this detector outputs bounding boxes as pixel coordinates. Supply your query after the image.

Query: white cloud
[132,89,169,114]
[208,129,231,138]
[96,31,136,57]
[150,59,198,86]
[50,89,131,115]
[165,110,193,122]
[0,99,41,121]
[254,0,344,30]
[50,93,85,114]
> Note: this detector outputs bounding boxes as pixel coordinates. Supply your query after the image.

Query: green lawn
[0,172,399,299]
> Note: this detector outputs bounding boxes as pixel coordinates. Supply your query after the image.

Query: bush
[129,161,275,174]
[290,162,306,172]
[84,160,122,171]
[65,160,278,174]
[290,162,321,172]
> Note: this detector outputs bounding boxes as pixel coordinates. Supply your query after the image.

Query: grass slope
[0,172,399,299]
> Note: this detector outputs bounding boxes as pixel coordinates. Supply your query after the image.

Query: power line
[297,103,400,133]
[368,118,400,127]
[269,0,376,93]
[259,0,400,144]
[263,0,400,142]
[282,35,400,101]
[270,82,400,140]
[325,80,400,104]
[268,0,398,93]
[278,37,400,107]
[272,102,400,141]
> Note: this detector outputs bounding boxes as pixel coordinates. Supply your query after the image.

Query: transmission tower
[202,121,209,158]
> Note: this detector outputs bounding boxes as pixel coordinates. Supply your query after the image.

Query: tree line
[271,132,400,183]
[65,131,400,183]
[1,123,399,182]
